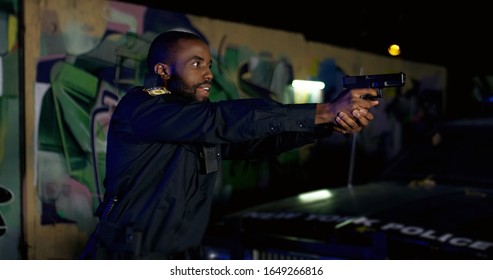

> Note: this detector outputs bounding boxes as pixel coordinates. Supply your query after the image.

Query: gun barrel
[343,72,406,89]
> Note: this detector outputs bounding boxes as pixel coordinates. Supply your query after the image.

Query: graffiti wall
[0,0,22,259]
[27,0,446,259]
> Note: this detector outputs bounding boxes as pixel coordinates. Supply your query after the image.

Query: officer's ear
[154,63,171,79]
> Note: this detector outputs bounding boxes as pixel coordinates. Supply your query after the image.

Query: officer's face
[168,38,214,102]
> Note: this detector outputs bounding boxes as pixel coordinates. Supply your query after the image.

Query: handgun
[342,72,406,100]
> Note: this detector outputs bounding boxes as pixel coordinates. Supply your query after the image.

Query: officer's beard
[168,72,208,103]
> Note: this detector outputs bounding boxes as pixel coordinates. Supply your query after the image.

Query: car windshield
[379,117,493,186]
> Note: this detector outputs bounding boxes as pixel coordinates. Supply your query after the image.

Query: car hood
[222,181,493,259]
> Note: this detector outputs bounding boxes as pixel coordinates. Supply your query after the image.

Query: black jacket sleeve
[113,88,324,145]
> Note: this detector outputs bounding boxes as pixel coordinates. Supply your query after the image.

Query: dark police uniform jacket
[82,86,333,259]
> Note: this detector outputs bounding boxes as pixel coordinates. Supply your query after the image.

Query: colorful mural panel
[0,0,22,259]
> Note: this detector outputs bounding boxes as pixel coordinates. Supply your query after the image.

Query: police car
[203,117,493,259]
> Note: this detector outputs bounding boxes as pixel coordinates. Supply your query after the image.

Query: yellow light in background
[388,44,401,56]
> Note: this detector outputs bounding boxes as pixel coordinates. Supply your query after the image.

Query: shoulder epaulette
[143,87,171,96]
